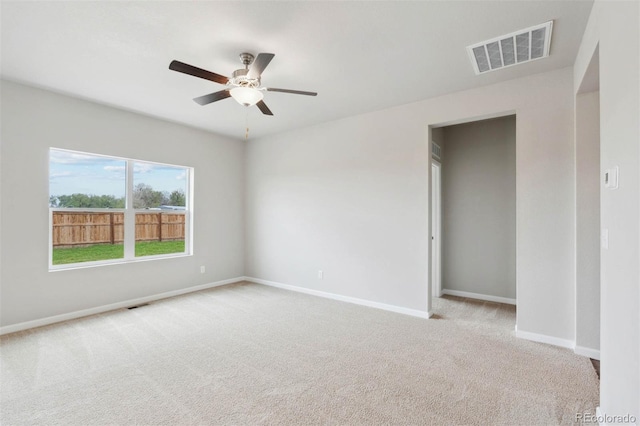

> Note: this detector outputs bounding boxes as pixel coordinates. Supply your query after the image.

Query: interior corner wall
[574,0,640,418]
[245,66,576,343]
[441,116,516,300]
[575,90,600,355]
[0,80,245,327]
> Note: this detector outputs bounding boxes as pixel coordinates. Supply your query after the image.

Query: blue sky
[49,149,187,198]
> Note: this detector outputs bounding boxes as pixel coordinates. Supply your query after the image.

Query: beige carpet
[0,282,599,425]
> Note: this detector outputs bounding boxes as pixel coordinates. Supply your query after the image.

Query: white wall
[246,111,431,311]
[441,116,516,300]
[575,90,600,356]
[246,67,576,343]
[574,0,639,418]
[0,80,245,327]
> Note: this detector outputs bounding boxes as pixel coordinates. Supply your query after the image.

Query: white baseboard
[516,331,599,358]
[516,326,596,358]
[515,329,574,349]
[574,345,600,360]
[441,289,516,305]
[0,277,245,335]
[243,276,431,319]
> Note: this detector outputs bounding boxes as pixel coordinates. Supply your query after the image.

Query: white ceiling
[1,1,593,140]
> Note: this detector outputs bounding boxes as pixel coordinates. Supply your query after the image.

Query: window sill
[48,252,192,272]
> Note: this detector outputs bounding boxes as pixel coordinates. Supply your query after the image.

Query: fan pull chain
[245,108,250,140]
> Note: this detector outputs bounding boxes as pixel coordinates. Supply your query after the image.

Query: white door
[431,161,442,298]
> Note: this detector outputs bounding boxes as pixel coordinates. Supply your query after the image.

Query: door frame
[431,159,442,298]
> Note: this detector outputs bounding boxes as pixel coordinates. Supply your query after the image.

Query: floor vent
[467,21,553,75]
[127,303,149,310]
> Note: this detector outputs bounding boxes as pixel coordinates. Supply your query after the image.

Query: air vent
[467,21,553,75]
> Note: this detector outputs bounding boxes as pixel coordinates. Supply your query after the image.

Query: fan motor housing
[229,69,260,88]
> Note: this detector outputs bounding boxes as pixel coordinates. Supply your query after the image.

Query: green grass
[135,240,185,257]
[52,241,185,265]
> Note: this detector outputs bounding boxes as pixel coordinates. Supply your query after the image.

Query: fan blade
[247,53,275,79]
[265,87,317,96]
[256,100,274,116]
[193,90,230,106]
[169,60,229,85]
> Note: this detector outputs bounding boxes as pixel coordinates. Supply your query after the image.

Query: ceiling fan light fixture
[169,53,317,116]
[230,87,263,106]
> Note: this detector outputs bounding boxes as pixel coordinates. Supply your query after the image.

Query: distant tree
[168,189,186,206]
[133,183,166,209]
[52,193,125,208]
[97,195,125,208]
[52,183,179,209]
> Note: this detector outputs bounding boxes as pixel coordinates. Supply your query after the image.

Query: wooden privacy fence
[52,211,185,247]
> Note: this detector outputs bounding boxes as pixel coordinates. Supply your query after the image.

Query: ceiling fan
[169,53,317,116]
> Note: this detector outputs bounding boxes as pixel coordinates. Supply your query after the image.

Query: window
[132,161,188,258]
[49,148,192,269]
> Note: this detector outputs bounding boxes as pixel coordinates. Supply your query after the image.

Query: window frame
[48,148,193,271]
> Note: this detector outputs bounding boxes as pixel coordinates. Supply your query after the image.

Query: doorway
[432,115,517,308]
[575,45,600,360]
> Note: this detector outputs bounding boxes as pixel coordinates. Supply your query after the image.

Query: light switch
[604,166,619,189]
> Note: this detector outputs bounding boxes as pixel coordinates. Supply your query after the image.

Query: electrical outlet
[200,266,206,273]
[318,270,323,280]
